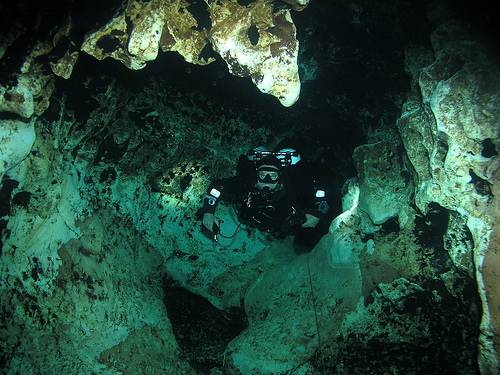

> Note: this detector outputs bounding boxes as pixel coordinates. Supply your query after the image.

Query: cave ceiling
[0,0,438,167]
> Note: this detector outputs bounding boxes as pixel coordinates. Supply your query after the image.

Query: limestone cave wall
[1,0,499,374]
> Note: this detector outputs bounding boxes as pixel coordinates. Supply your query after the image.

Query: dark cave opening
[314,274,482,375]
[469,169,493,197]
[413,202,450,251]
[481,138,498,157]
[186,0,212,33]
[162,279,248,373]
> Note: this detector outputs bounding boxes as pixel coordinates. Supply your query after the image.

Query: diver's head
[255,156,282,195]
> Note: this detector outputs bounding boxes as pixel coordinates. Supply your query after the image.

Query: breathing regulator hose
[212,220,241,242]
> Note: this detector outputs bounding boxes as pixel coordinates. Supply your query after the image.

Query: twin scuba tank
[247,147,301,167]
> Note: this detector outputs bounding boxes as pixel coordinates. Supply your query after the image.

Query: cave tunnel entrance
[162,278,248,373]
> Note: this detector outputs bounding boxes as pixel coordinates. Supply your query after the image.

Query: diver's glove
[202,213,219,232]
[302,213,320,228]
[281,208,307,233]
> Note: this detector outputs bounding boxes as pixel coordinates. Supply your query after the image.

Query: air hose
[212,220,241,242]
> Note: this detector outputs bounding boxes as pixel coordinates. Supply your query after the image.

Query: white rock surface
[225,230,364,374]
[352,139,414,226]
[0,85,34,118]
[81,0,301,106]
[208,0,301,107]
[0,118,36,181]
[398,11,500,373]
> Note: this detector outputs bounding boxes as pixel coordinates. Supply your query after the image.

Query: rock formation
[0,0,499,374]
[81,0,303,106]
[399,6,500,371]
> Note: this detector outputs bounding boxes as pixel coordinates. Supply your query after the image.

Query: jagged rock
[224,172,480,374]
[0,69,304,372]
[398,8,500,372]
[1,17,78,119]
[0,85,34,118]
[81,0,301,106]
[208,0,301,107]
[352,139,414,226]
[16,41,57,116]
[49,50,79,80]
[81,0,212,69]
[444,209,475,277]
[0,119,36,181]
[49,17,79,80]
[224,229,364,374]
[0,1,496,374]
[283,0,309,11]
[1,207,192,373]
[317,276,481,374]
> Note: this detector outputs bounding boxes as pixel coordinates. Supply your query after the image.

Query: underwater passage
[0,0,499,374]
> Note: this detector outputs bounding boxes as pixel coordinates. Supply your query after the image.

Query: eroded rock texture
[207,0,300,107]
[81,0,302,106]
[0,65,298,373]
[398,7,500,372]
[0,0,499,374]
[219,2,499,373]
[81,0,212,68]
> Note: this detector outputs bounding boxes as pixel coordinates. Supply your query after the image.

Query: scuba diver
[198,147,331,249]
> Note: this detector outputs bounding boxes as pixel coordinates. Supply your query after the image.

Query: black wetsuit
[200,170,329,236]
